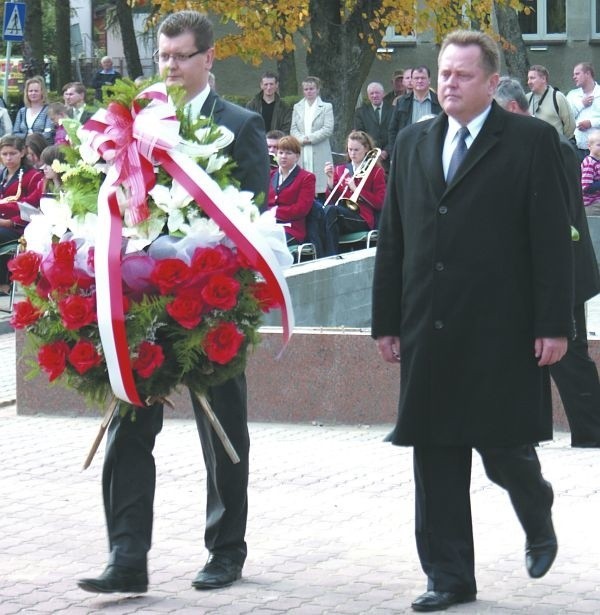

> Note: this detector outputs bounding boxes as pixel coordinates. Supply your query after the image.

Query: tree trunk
[113,0,142,79]
[494,0,529,84]
[23,0,44,78]
[307,0,377,155]
[55,0,72,91]
[277,49,297,98]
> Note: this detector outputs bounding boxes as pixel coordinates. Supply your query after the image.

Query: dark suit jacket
[202,91,269,203]
[387,91,442,155]
[353,101,393,151]
[558,135,600,305]
[68,106,94,124]
[372,102,573,447]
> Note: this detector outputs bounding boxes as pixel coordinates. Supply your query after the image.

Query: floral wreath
[9,79,293,415]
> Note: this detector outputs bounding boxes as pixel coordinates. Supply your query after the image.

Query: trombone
[323,148,381,211]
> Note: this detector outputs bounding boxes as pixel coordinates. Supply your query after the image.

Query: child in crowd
[581,128,600,215]
[47,102,70,145]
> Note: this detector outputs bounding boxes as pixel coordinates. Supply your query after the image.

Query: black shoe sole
[192,573,242,590]
[77,580,148,594]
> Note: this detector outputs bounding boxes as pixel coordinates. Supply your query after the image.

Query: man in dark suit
[62,82,93,124]
[373,31,573,612]
[354,81,392,170]
[495,76,600,448]
[387,65,442,158]
[77,10,269,595]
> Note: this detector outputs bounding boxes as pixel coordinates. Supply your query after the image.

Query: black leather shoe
[77,565,148,593]
[192,554,243,590]
[411,590,476,612]
[526,537,558,578]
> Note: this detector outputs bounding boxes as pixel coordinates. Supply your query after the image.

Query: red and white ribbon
[86,83,294,407]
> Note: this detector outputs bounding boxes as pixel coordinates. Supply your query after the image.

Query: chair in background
[288,242,317,264]
[338,229,378,252]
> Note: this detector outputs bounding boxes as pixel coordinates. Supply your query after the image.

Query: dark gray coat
[372,103,573,447]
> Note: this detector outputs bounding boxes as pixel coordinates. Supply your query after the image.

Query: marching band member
[324,130,386,250]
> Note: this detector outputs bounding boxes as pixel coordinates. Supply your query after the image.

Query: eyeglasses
[152,49,205,64]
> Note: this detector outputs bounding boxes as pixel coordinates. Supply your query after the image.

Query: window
[593,0,600,37]
[381,25,416,46]
[518,0,566,40]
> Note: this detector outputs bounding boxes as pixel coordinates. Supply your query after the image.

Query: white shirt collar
[184,84,211,119]
[446,106,491,146]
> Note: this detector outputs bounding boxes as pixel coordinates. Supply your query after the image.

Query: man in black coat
[354,81,393,169]
[387,65,442,158]
[373,31,573,612]
[495,76,600,448]
[77,10,269,595]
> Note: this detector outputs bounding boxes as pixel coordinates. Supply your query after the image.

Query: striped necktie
[446,126,469,183]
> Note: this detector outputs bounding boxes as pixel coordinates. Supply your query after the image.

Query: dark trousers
[413,444,554,594]
[550,303,600,445]
[325,204,369,254]
[102,374,249,572]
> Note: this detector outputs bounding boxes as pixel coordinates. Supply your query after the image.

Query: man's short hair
[439,30,500,76]
[367,82,385,93]
[266,129,285,140]
[529,65,549,80]
[62,81,86,96]
[495,76,528,113]
[158,10,214,53]
[577,62,595,79]
[261,71,279,83]
[411,65,431,78]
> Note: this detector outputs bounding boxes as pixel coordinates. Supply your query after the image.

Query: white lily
[68,212,99,244]
[122,213,167,253]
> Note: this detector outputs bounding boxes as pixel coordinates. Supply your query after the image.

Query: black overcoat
[372,102,573,447]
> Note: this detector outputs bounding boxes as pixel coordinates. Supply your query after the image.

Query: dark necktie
[446,126,469,183]
[375,106,381,123]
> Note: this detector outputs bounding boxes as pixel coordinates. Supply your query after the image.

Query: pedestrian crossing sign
[3,2,26,42]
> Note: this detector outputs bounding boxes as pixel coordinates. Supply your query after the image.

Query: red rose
[251,281,278,313]
[38,340,70,382]
[40,240,82,293]
[166,295,204,329]
[10,299,43,329]
[68,340,102,375]
[191,245,238,275]
[7,251,42,285]
[201,274,240,311]
[132,341,165,378]
[58,294,96,330]
[150,259,192,295]
[52,240,77,266]
[204,321,244,365]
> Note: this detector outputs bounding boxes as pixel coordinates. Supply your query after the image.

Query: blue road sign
[3,2,26,42]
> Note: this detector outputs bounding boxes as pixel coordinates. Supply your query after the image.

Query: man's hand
[534,337,568,366]
[577,119,592,131]
[376,336,401,363]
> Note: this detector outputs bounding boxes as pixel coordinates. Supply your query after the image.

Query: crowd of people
[254,57,600,262]
[0,56,123,293]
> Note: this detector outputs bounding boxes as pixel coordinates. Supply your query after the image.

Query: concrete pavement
[1,305,600,613]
